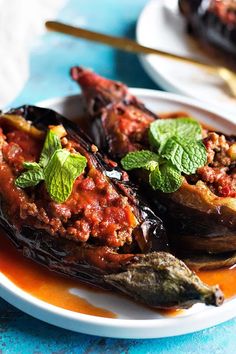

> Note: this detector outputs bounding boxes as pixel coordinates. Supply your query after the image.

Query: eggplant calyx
[104,252,224,309]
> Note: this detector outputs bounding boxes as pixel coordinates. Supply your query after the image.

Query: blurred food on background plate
[179,0,236,58]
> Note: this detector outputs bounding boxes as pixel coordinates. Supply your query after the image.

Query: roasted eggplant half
[0,105,223,308]
[179,0,236,58]
[71,67,236,261]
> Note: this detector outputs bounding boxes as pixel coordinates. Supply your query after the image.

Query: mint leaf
[121,117,206,194]
[121,150,160,171]
[149,163,183,193]
[23,162,40,170]
[149,118,202,151]
[120,149,183,193]
[16,127,87,203]
[44,149,87,203]
[162,137,207,174]
[15,168,44,188]
[39,130,62,168]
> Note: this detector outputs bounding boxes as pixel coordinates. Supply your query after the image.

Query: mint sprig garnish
[149,163,183,193]
[15,129,87,203]
[39,129,62,168]
[15,168,45,188]
[44,149,87,203]
[23,161,41,170]
[121,117,206,193]
[121,150,160,171]
[149,117,202,151]
[161,137,207,174]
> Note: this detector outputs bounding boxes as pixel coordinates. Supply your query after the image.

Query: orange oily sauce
[196,267,236,299]
[1,231,236,318]
[0,232,116,318]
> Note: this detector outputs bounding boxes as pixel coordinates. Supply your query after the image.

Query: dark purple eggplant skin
[3,104,168,256]
[0,106,163,285]
[71,67,236,256]
[0,105,224,309]
[179,0,236,57]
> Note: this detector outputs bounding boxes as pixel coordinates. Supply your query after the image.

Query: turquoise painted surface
[1,0,236,352]
[11,0,157,108]
[1,297,236,354]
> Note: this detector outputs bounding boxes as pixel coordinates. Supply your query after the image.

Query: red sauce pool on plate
[0,231,116,318]
[1,230,236,318]
[196,268,236,299]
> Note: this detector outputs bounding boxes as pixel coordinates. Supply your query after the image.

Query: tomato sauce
[1,128,42,174]
[1,228,236,319]
[197,267,236,299]
[1,116,236,318]
[0,231,116,318]
[59,167,138,246]
[0,124,138,248]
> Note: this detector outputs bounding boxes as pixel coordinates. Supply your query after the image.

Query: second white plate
[136,0,236,117]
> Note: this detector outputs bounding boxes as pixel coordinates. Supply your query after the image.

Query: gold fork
[45,21,236,99]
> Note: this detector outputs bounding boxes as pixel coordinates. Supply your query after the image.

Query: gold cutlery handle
[45,21,214,69]
[45,21,236,99]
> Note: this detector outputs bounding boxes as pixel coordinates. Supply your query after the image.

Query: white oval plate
[136,0,236,117]
[1,89,236,339]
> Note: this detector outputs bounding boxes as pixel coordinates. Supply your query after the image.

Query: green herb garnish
[149,118,202,151]
[161,137,206,175]
[44,149,87,203]
[39,129,62,168]
[15,167,45,188]
[149,162,183,193]
[15,129,87,203]
[121,150,160,171]
[121,117,207,193]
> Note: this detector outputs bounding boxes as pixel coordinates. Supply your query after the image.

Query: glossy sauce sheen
[0,112,236,318]
[0,232,116,318]
[196,268,236,299]
[1,230,236,318]
[1,116,236,317]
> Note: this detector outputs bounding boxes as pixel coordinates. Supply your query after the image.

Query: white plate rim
[136,0,191,96]
[1,88,236,339]
[135,0,236,116]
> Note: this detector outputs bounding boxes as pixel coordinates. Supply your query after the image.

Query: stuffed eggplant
[179,0,236,58]
[71,66,236,261]
[0,105,222,308]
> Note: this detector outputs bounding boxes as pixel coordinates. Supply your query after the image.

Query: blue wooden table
[1,0,236,352]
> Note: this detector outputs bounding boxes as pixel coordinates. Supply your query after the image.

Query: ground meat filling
[103,103,155,157]
[0,126,138,248]
[210,0,236,26]
[187,131,236,197]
